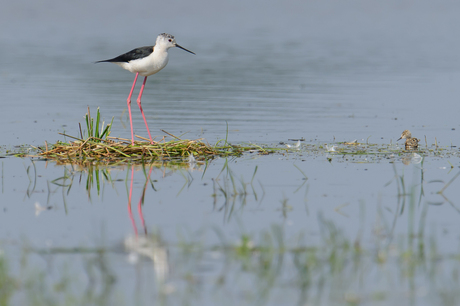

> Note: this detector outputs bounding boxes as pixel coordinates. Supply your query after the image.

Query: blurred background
[1,0,460,145]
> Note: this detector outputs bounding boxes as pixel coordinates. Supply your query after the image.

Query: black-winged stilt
[97,33,195,145]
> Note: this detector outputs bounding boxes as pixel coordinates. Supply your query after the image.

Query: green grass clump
[82,107,113,141]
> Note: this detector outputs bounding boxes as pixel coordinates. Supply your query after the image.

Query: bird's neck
[153,45,169,54]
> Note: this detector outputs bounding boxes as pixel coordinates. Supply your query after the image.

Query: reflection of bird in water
[401,153,423,165]
[125,235,170,286]
[397,130,420,150]
[124,166,170,289]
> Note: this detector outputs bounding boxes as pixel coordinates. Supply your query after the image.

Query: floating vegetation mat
[30,133,272,165]
[11,108,460,166]
[26,137,460,167]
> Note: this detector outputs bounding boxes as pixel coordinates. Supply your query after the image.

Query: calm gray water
[1,0,460,305]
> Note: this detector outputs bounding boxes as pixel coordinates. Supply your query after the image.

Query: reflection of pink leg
[127,167,138,237]
[137,198,146,235]
[127,73,139,145]
[138,166,153,235]
[136,76,153,144]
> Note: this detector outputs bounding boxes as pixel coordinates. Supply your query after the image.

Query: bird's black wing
[97,46,154,63]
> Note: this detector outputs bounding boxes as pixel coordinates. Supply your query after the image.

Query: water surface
[1,0,460,305]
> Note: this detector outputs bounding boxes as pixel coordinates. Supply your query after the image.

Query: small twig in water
[438,171,460,194]
[161,129,181,140]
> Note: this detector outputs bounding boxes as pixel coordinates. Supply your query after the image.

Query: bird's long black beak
[176,44,196,55]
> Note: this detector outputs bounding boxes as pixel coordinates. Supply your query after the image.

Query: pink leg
[136,76,154,144]
[127,73,139,145]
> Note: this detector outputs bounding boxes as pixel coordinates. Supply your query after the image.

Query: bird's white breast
[116,50,169,77]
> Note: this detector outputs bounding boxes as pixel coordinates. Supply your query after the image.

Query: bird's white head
[156,33,195,54]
